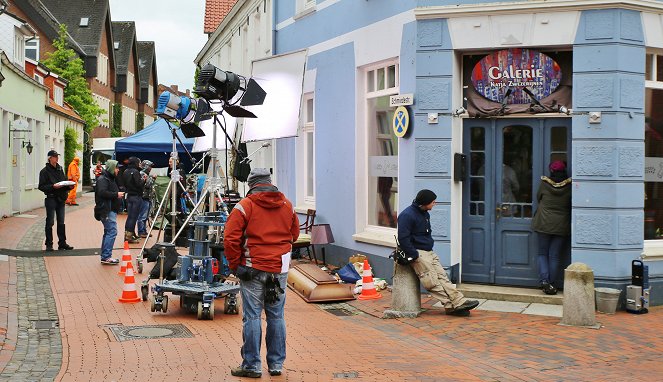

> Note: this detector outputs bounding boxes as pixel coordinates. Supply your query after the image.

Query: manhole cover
[32,320,59,329]
[108,324,193,342]
[333,371,359,379]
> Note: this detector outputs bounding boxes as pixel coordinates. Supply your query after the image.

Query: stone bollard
[560,262,599,328]
[383,262,421,319]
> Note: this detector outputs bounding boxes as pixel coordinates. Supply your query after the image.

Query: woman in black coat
[531,161,571,295]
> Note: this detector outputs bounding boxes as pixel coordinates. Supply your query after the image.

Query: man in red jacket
[224,168,299,378]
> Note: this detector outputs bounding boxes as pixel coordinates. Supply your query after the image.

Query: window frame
[25,37,39,61]
[296,92,315,210]
[355,58,400,243]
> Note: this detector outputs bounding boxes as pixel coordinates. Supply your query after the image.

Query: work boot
[543,283,558,295]
[58,243,74,250]
[125,231,139,244]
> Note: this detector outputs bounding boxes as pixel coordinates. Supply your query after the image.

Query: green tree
[42,24,104,186]
[111,104,122,137]
[136,112,145,132]
[63,126,82,168]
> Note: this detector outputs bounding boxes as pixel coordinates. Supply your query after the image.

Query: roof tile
[204,0,238,34]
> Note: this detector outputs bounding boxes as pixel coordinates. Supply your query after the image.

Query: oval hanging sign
[471,48,562,105]
[392,106,409,138]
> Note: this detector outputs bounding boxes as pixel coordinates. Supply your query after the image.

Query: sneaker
[139,233,150,238]
[543,284,558,295]
[58,244,74,250]
[230,367,261,378]
[457,299,480,311]
[101,258,120,265]
[269,369,282,376]
[45,246,54,252]
[446,309,471,317]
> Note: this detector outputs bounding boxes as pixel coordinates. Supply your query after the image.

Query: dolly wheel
[197,301,203,320]
[141,285,149,301]
[224,296,238,314]
[162,295,169,313]
[150,295,156,312]
[209,300,215,320]
[137,261,143,274]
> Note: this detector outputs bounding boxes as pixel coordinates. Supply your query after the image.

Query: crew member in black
[38,150,74,251]
[121,156,145,244]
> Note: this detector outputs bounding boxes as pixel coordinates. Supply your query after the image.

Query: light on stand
[558,105,571,115]
[452,107,467,117]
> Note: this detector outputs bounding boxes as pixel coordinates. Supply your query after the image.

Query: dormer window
[114,42,119,50]
[80,17,89,27]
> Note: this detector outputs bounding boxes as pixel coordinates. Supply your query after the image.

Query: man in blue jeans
[121,157,144,243]
[137,160,155,238]
[224,168,300,378]
[95,160,125,265]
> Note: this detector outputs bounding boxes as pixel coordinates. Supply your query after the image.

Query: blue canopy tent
[114,118,204,172]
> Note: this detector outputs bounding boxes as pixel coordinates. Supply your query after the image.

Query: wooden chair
[292,209,317,264]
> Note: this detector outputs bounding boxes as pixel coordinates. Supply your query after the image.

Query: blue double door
[461,118,571,287]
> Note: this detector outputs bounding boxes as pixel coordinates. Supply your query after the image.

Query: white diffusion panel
[242,50,307,142]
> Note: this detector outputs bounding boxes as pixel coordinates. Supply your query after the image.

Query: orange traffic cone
[118,241,131,275]
[118,260,141,303]
[357,259,382,300]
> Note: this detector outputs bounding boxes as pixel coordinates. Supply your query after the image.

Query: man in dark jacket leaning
[95,160,124,264]
[38,150,74,251]
[121,157,144,244]
[398,189,479,316]
[224,168,299,378]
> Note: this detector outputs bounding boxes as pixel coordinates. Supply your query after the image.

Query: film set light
[155,92,206,138]
[195,63,267,118]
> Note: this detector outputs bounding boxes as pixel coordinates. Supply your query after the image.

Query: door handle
[495,206,501,220]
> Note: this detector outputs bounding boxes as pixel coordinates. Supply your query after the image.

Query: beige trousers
[410,250,464,310]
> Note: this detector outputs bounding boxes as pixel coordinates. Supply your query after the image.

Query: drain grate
[325,308,355,316]
[31,320,59,329]
[108,324,193,342]
[333,371,359,379]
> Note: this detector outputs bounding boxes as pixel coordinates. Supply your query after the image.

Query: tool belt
[236,265,284,304]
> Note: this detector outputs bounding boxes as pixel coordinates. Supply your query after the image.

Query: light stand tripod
[136,120,199,273]
[170,109,242,243]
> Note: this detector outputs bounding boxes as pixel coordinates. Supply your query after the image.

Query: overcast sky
[108,0,208,91]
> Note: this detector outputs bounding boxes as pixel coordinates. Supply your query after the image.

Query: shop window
[645,88,663,240]
[296,93,315,207]
[365,61,399,229]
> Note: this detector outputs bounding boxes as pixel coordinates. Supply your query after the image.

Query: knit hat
[247,168,272,187]
[105,160,118,174]
[549,160,566,172]
[414,189,437,206]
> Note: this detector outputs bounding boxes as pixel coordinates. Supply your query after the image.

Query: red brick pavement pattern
[4,194,663,381]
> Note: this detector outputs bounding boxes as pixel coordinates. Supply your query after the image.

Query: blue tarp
[114,118,203,171]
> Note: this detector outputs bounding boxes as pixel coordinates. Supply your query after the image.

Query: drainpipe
[270,0,276,55]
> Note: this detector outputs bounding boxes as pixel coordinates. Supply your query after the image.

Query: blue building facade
[274,0,663,305]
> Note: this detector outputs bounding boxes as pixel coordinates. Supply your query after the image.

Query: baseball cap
[47,150,60,157]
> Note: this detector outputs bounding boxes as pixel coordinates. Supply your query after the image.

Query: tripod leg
[177,180,197,207]
[171,187,210,244]
[138,180,172,263]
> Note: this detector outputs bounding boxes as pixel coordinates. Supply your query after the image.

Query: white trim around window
[354,58,400,245]
[295,92,315,211]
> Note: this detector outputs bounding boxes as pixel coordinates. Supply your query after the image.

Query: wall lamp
[22,141,33,155]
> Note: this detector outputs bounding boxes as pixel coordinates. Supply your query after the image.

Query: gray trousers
[410,250,464,310]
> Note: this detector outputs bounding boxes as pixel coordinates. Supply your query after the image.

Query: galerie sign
[471,49,562,105]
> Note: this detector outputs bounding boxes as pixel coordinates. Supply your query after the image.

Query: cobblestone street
[1,194,662,381]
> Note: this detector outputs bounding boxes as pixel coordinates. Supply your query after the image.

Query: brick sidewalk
[1,194,663,381]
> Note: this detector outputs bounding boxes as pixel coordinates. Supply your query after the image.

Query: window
[645,52,663,240]
[54,86,64,106]
[13,32,25,67]
[97,53,108,85]
[93,94,111,127]
[297,93,315,207]
[148,84,154,106]
[122,106,136,134]
[126,72,134,98]
[34,74,43,84]
[295,0,316,17]
[365,61,399,229]
[25,38,39,61]
[80,18,89,27]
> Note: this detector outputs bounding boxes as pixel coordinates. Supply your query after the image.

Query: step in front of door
[457,284,563,305]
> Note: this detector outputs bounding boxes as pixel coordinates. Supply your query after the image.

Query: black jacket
[532,177,572,236]
[122,163,145,196]
[95,170,121,214]
[38,162,70,203]
[397,203,435,260]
